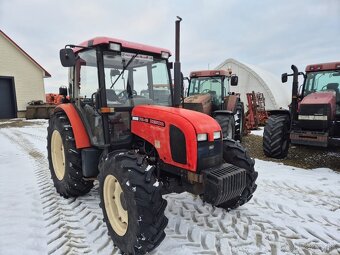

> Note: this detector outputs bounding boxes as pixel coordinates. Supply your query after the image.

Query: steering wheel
[320,85,329,91]
[117,90,138,101]
[201,89,212,93]
[117,90,128,101]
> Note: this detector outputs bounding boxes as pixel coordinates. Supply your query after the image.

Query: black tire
[47,112,93,198]
[219,139,258,210]
[98,151,168,255]
[234,102,244,142]
[263,114,290,159]
[215,114,235,139]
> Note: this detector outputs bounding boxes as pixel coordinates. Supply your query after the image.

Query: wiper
[110,53,138,89]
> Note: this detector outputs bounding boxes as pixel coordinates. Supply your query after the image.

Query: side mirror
[59,86,68,96]
[230,75,238,86]
[281,73,288,83]
[60,48,76,67]
[168,62,173,70]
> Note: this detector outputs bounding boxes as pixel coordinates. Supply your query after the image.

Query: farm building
[0,30,50,119]
[216,58,291,110]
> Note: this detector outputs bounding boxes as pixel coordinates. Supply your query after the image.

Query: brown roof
[0,30,51,78]
[190,69,231,78]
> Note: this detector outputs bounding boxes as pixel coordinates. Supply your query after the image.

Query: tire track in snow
[2,128,117,255]
[162,191,340,255]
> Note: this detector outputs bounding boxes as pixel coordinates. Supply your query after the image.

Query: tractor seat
[106,89,120,103]
[326,82,339,92]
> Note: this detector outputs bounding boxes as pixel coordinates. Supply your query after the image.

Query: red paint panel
[55,104,91,149]
[74,37,171,56]
[300,91,336,118]
[190,69,230,78]
[131,105,221,172]
[305,62,340,72]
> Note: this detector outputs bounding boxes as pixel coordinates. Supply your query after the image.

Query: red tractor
[47,18,257,254]
[263,62,340,158]
[184,70,245,141]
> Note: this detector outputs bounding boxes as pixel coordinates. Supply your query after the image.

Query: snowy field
[0,120,339,255]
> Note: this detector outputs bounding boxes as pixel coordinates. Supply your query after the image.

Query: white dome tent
[216,58,291,110]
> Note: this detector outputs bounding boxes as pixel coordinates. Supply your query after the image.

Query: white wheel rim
[103,175,128,236]
[51,130,66,181]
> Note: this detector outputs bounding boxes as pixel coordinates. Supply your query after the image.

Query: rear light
[100,107,115,113]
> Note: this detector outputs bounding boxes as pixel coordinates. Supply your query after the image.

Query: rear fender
[212,110,234,117]
[54,104,91,149]
[267,109,291,126]
[224,95,239,112]
[268,109,290,117]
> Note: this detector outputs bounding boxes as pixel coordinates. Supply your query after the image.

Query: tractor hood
[132,105,221,138]
[131,105,222,172]
[300,91,336,117]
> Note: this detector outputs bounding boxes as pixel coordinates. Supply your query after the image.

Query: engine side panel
[131,105,221,172]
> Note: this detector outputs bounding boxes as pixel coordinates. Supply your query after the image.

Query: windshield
[188,76,223,102]
[103,51,171,106]
[304,70,340,96]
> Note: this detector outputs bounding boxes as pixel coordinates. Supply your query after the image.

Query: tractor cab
[302,67,340,115]
[183,69,244,141]
[60,38,173,147]
[186,70,238,111]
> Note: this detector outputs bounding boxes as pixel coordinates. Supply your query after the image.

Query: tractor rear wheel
[263,114,290,159]
[98,151,168,255]
[234,102,244,142]
[47,112,93,198]
[219,139,258,210]
[215,114,235,140]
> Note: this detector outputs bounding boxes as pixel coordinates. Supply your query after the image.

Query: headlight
[213,131,221,139]
[197,133,208,142]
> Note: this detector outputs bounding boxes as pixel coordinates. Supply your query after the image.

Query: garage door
[0,77,17,119]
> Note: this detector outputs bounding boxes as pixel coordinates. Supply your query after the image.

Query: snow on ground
[250,127,264,136]
[0,120,339,255]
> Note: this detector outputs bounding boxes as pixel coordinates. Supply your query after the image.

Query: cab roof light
[161,51,170,59]
[109,42,121,52]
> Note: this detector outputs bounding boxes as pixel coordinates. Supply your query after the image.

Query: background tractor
[263,62,340,158]
[47,18,257,254]
[183,70,245,141]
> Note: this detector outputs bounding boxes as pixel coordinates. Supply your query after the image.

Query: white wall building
[0,30,50,118]
[216,58,291,110]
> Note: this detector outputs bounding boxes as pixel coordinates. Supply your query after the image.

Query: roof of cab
[74,36,171,56]
[305,62,340,72]
[189,69,231,78]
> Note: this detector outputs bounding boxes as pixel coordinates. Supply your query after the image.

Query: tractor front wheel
[47,112,93,198]
[263,114,290,159]
[219,139,258,210]
[215,114,235,140]
[98,151,168,254]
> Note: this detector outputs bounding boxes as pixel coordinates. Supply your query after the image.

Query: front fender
[55,104,91,149]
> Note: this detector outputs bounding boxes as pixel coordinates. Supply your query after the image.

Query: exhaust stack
[173,16,182,107]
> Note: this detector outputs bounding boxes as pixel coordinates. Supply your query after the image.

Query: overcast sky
[1,0,339,92]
